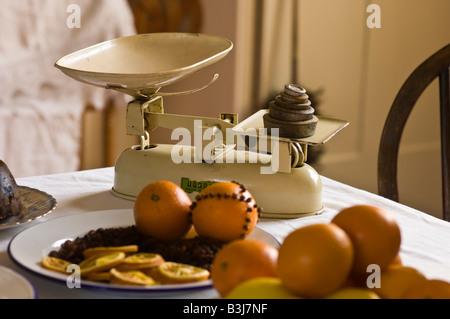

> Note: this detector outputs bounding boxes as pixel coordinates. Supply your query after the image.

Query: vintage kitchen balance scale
[55,33,348,218]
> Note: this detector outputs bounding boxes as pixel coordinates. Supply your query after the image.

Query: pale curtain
[234,0,325,164]
[0,0,136,177]
[235,0,298,118]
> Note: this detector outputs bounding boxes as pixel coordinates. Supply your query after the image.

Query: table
[1,167,450,299]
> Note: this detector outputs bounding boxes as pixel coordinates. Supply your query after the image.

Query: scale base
[112,144,324,219]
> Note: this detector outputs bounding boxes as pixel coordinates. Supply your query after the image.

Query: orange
[134,180,192,241]
[371,266,427,299]
[225,277,301,299]
[190,181,259,242]
[325,287,380,299]
[331,205,401,284]
[390,253,402,267]
[211,239,278,297]
[403,279,450,299]
[277,223,354,299]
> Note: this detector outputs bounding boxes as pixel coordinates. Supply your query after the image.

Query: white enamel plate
[8,209,279,294]
[0,265,36,299]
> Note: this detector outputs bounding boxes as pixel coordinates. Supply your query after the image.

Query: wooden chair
[378,43,450,221]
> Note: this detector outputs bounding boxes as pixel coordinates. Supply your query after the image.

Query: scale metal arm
[125,97,236,138]
[124,96,348,174]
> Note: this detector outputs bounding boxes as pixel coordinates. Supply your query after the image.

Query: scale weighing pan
[55,33,233,91]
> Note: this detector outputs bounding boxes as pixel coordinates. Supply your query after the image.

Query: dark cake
[0,160,22,220]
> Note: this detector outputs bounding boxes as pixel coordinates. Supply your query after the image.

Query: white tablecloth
[1,167,449,299]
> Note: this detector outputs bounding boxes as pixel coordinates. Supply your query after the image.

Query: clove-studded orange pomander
[190,181,261,242]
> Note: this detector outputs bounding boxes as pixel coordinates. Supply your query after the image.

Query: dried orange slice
[116,253,164,271]
[147,261,210,284]
[79,252,126,276]
[110,268,157,286]
[41,256,72,274]
[83,245,139,258]
[85,272,112,282]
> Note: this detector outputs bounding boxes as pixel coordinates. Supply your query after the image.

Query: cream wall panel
[297,0,367,160]
[299,0,450,218]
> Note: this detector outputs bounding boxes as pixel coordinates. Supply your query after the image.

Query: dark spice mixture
[48,226,225,271]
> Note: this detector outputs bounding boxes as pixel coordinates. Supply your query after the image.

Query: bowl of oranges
[210,204,450,299]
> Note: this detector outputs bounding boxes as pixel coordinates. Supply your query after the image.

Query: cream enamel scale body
[55,33,348,219]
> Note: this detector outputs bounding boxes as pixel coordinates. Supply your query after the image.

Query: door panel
[298,0,450,218]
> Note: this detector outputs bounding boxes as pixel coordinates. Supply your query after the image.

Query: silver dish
[0,186,57,229]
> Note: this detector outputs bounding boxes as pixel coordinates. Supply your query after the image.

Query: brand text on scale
[171,120,280,175]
